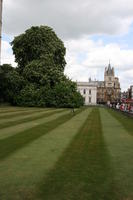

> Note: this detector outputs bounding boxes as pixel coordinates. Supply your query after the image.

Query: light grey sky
[2,0,133,90]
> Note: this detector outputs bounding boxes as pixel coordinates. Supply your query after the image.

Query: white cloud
[1,0,133,91]
[3,0,133,39]
[1,40,16,67]
[64,37,133,91]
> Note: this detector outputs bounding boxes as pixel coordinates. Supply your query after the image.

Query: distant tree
[11,26,66,73]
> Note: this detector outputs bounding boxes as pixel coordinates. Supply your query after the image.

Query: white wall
[77,85,97,105]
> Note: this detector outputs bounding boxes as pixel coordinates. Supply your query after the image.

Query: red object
[121,98,133,103]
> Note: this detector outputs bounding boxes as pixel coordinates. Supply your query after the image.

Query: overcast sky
[2,0,133,91]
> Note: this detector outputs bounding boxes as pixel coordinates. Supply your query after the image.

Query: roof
[105,63,114,76]
[97,81,105,87]
[77,81,97,87]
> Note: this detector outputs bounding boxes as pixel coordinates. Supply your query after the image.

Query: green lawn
[0,106,133,200]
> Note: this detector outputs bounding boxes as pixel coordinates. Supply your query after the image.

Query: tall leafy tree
[2,25,84,108]
[11,26,66,73]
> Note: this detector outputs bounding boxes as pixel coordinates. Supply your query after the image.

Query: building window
[89,89,91,95]
[109,77,112,81]
[89,97,91,103]
[83,89,86,94]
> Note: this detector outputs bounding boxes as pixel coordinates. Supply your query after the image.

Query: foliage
[23,59,64,87]
[0,64,25,103]
[0,64,14,102]
[15,80,83,108]
[51,79,84,108]
[1,26,84,108]
[14,84,45,107]
[11,26,66,73]
[6,70,26,104]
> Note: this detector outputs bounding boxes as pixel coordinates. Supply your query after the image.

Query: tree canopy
[11,26,66,73]
[0,26,84,108]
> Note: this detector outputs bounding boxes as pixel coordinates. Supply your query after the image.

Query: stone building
[97,81,106,104]
[77,79,97,105]
[121,90,130,100]
[122,85,133,100]
[77,63,121,105]
[97,63,121,104]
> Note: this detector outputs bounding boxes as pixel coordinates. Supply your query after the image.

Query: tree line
[0,26,84,108]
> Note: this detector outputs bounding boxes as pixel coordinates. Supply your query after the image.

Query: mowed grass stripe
[100,108,133,200]
[107,108,133,136]
[0,108,85,161]
[0,106,27,111]
[0,106,46,112]
[0,108,91,200]
[36,108,117,200]
[0,108,29,114]
[0,108,49,119]
[0,108,60,129]
[0,109,66,140]
[0,107,44,114]
[0,105,46,110]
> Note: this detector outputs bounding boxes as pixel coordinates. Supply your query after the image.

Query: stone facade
[97,63,121,104]
[77,63,121,105]
[97,81,106,104]
[77,80,97,105]
[122,85,133,100]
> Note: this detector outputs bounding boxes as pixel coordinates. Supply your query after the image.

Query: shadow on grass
[36,108,119,200]
[0,109,84,161]
[0,109,63,129]
[0,108,49,119]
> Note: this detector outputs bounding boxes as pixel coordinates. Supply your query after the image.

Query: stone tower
[103,62,121,103]
[104,62,115,88]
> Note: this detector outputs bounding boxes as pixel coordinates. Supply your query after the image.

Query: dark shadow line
[36,108,119,200]
[107,108,133,136]
[0,109,64,129]
[0,108,84,161]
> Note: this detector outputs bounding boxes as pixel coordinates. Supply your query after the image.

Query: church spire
[104,61,114,76]
[108,59,111,69]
